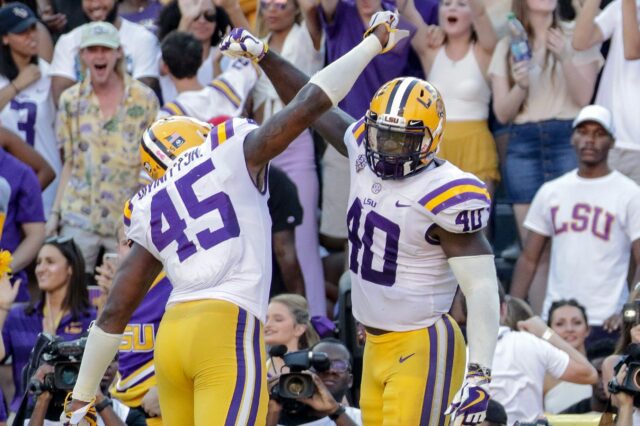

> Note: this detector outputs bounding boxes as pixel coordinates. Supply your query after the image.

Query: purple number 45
[150,160,240,262]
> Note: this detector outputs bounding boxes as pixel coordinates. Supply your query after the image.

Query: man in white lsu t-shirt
[510,105,640,343]
[48,0,159,104]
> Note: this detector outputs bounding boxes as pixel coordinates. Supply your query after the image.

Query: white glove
[219,28,269,62]
[363,10,410,53]
[445,364,492,426]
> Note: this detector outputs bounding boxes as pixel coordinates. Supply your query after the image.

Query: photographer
[610,364,635,426]
[26,357,146,426]
[267,339,361,426]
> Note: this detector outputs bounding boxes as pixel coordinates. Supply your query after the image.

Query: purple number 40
[150,160,240,262]
[347,198,400,287]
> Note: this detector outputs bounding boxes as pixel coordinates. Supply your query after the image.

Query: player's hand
[220,28,269,62]
[61,396,98,426]
[445,365,491,425]
[13,63,41,92]
[141,386,162,417]
[298,373,340,415]
[363,10,409,53]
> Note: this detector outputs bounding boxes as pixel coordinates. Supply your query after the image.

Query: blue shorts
[504,119,577,203]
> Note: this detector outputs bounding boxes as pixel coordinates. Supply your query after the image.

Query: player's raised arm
[64,242,162,423]
[220,14,408,175]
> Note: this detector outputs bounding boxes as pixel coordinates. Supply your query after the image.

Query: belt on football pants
[364,326,393,336]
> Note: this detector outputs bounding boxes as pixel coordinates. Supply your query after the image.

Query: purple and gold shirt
[1,302,96,411]
[111,273,171,407]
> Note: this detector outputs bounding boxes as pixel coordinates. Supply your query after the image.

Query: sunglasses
[45,236,74,245]
[312,359,351,374]
[260,0,288,10]
[195,9,217,22]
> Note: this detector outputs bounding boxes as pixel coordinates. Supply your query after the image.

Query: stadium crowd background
[0,0,639,424]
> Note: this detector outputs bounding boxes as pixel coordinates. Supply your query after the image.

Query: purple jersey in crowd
[0,149,45,302]
[319,0,414,118]
[111,274,171,407]
[1,302,96,411]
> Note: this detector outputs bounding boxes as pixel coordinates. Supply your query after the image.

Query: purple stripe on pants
[420,324,440,423]
[438,316,455,426]
[419,178,487,206]
[225,308,247,426]
[247,317,262,425]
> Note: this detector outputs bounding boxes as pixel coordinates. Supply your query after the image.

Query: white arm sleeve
[308,35,382,106]
[448,255,500,370]
[72,325,123,402]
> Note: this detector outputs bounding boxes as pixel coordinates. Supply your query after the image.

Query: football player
[221,25,500,426]
[64,14,401,426]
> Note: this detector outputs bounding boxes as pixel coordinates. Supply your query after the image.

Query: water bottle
[507,12,532,62]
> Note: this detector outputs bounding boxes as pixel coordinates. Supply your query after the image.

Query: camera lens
[59,365,79,387]
[284,376,306,397]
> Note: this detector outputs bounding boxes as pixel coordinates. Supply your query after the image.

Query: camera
[269,347,330,415]
[27,333,87,395]
[273,349,331,399]
[622,301,640,324]
[608,343,640,407]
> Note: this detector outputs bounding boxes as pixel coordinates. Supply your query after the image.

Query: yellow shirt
[56,75,158,236]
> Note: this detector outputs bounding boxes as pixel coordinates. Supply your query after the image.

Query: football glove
[445,364,492,426]
[60,393,98,426]
[220,28,269,62]
[363,10,410,53]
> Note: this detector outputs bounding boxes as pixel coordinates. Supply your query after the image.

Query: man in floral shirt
[48,22,158,276]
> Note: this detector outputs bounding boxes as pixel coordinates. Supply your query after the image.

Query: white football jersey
[157,59,257,123]
[124,118,272,322]
[0,59,60,217]
[345,118,491,331]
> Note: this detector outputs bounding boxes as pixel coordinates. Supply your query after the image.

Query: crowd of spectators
[0,0,638,424]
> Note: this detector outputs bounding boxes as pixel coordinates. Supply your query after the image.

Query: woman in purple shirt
[0,236,96,413]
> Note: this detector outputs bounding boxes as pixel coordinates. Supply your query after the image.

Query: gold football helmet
[140,116,211,180]
[365,77,446,179]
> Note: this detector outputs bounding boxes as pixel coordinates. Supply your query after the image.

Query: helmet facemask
[364,115,435,180]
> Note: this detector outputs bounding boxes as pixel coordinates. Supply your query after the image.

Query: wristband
[95,397,113,413]
[542,328,554,341]
[329,405,346,420]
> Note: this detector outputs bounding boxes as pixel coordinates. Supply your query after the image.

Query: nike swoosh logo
[395,201,411,208]
[399,353,415,363]
[460,389,487,411]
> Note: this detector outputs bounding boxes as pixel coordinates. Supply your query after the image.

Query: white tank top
[428,46,491,121]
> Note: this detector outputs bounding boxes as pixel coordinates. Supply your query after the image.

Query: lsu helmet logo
[166,132,186,149]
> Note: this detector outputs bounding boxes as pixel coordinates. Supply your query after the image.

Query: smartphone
[103,252,118,267]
